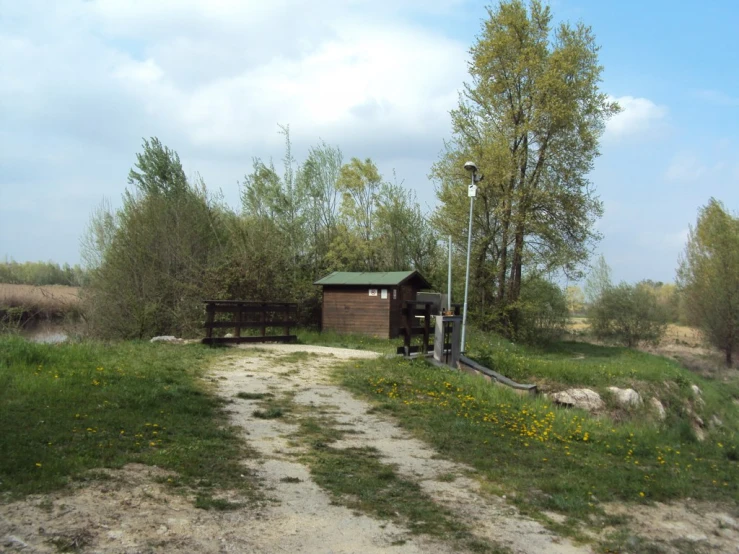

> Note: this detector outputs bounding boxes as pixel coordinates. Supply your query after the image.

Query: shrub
[512,276,569,344]
[589,283,667,347]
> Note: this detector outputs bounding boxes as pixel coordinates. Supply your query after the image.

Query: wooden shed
[315,271,431,339]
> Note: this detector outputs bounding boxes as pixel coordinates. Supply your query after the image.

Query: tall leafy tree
[583,254,612,304]
[431,0,618,336]
[83,138,229,338]
[677,199,739,366]
[336,158,383,270]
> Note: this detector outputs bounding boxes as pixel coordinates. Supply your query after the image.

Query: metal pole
[461,179,474,353]
[447,235,452,312]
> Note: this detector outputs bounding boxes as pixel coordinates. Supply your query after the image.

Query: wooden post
[234,302,242,338]
[205,303,214,340]
[284,304,290,337]
[423,303,431,355]
[404,302,413,356]
[260,303,266,338]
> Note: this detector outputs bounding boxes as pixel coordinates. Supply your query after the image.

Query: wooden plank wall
[322,286,391,338]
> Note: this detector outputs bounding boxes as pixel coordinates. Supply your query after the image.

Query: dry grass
[663,324,703,347]
[0,283,80,313]
[567,317,704,349]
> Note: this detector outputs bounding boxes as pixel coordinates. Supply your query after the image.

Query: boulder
[551,389,604,412]
[150,336,185,344]
[607,387,642,407]
[710,414,724,428]
[691,384,702,397]
[649,397,667,421]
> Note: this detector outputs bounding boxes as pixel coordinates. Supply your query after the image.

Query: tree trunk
[496,194,512,304]
[726,347,733,368]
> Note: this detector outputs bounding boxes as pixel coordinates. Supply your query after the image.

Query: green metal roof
[314,270,429,288]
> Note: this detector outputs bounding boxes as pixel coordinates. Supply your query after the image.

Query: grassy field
[0,336,255,504]
[333,329,739,530]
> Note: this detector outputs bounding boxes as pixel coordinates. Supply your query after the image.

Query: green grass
[466,328,739,431]
[0,335,257,500]
[296,328,398,355]
[274,350,325,364]
[335,354,739,524]
[235,391,273,400]
[291,413,505,553]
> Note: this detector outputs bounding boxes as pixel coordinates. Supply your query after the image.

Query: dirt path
[212,344,590,554]
[4,344,735,553]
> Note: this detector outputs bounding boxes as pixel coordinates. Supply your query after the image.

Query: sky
[1,0,738,284]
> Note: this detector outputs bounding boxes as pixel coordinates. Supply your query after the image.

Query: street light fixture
[461,161,479,353]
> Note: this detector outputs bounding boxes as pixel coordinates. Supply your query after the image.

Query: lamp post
[461,161,478,353]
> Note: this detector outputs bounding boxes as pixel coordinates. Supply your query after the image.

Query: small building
[315,271,432,338]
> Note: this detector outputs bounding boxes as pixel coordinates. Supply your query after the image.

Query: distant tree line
[0,260,86,287]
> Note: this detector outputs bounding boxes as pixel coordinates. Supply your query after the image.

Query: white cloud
[0,0,470,263]
[604,95,668,139]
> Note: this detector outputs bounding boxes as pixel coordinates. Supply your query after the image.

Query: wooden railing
[397,301,461,356]
[202,300,298,345]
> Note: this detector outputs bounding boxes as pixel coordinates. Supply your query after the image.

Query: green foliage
[565,285,585,315]
[583,254,612,305]
[636,280,682,324]
[507,275,568,344]
[588,283,668,347]
[0,259,86,286]
[0,336,256,499]
[678,198,739,366]
[83,138,229,338]
[82,130,443,338]
[431,0,618,337]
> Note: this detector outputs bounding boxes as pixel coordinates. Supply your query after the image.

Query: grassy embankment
[331,328,739,528]
[0,283,81,328]
[0,336,256,507]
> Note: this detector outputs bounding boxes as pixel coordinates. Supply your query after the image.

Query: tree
[589,283,667,347]
[677,199,739,366]
[83,138,229,338]
[565,285,585,314]
[583,254,612,304]
[514,275,569,343]
[431,0,618,337]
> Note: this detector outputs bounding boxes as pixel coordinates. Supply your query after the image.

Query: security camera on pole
[461,161,482,353]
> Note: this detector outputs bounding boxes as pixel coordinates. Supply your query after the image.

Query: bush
[589,283,667,347]
[511,276,569,344]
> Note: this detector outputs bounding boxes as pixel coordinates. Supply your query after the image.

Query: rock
[607,387,642,407]
[716,514,739,532]
[650,397,667,421]
[710,415,724,428]
[692,422,706,442]
[224,333,234,338]
[691,384,703,396]
[551,389,604,412]
[150,336,185,344]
